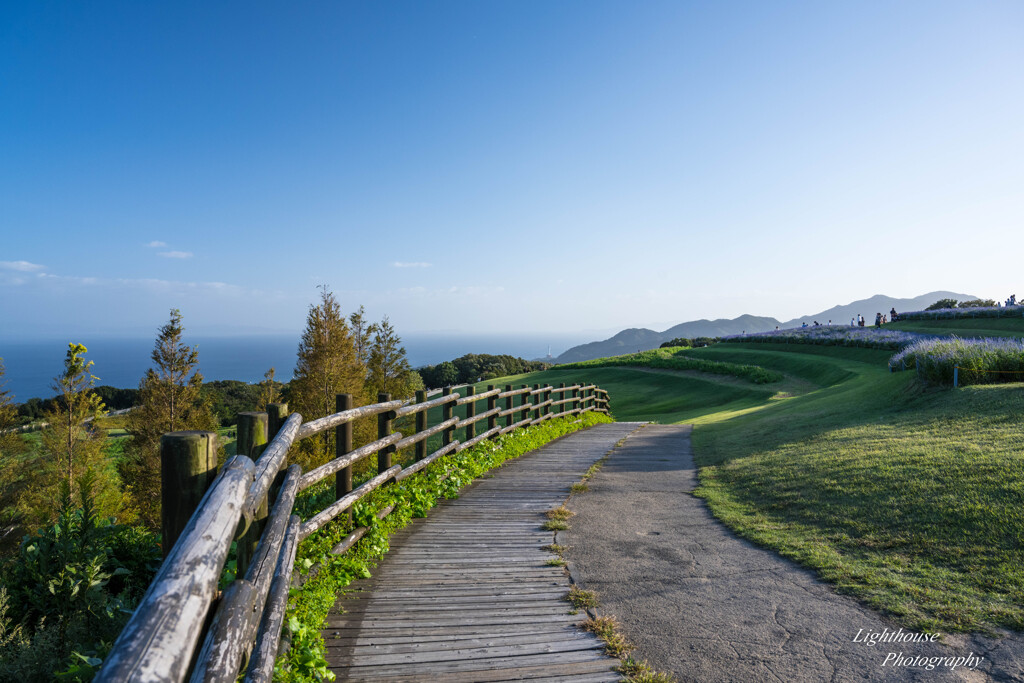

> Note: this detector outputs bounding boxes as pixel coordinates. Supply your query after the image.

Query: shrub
[926,298,959,311]
[889,337,1024,386]
[0,472,160,680]
[958,299,997,308]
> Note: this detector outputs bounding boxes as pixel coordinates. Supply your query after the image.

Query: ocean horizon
[0,332,590,403]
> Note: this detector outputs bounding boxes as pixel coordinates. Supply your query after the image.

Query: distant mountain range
[553,291,975,364]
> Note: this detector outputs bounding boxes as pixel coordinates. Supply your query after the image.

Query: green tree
[433,361,458,388]
[289,287,365,469]
[349,305,375,371]
[256,367,282,411]
[123,310,218,529]
[40,345,106,494]
[925,298,959,311]
[958,299,996,308]
[366,316,416,398]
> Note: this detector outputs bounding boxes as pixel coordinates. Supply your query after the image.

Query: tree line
[418,354,549,389]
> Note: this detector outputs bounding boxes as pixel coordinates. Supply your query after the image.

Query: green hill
[481,339,1024,634]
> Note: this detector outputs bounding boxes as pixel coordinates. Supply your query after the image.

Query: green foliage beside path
[275,412,613,682]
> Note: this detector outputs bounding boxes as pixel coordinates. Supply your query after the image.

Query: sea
[0,333,591,403]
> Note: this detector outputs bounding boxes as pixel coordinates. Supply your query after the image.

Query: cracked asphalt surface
[560,424,1024,682]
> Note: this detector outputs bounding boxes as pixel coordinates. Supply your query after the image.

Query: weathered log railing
[97,381,610,682]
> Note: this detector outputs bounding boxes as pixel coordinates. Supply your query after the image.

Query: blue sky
[1,1,1022,340]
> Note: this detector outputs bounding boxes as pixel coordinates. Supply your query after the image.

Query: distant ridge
[554,291,975,364]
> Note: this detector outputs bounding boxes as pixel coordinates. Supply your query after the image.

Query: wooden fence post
[237,411,268,459]
[520,385,530,423]
[465,386,476,441]
[377,392,395,475]
[487,384,497,437]
[543,385,551,419]
[532,384,540,421]
[267,403,288,440]
[559,383,566,415]
[442,387,454,447]
[572,384,579,413]
[236,411,268,575]
[415,390,428,461]
[160,431,218,558]
[336,394,353,522]
[505,385,513,429]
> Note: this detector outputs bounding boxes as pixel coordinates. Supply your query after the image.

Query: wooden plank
[321,423,639,680]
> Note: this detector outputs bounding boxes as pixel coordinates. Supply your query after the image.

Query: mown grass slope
[495,332,1024,634]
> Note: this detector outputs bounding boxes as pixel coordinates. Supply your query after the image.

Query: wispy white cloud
[0,260,46,272]
[392,261,432,268]
[159,251,193,259]
[146,240,168,248]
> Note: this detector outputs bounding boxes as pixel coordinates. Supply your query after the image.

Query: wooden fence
[96,381,610,682]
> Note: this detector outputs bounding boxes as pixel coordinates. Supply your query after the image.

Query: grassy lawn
[888,316,1024,338]
[510,337,1024,634]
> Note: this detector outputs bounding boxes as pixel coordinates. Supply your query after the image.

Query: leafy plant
[0,471,160,680]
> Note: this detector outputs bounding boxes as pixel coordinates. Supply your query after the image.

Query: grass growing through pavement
[567,585,599,609]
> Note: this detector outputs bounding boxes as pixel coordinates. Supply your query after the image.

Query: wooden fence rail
[97,381,610,682]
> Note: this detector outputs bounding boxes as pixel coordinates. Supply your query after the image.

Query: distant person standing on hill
[851,317,856,326]
[890,307,898,321]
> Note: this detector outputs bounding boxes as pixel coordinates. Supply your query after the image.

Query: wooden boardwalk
[323,422,643,682]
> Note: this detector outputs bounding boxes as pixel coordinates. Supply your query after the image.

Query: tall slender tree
[40,344,106,493]
[123,309,218,529]
[256,367,281,411]
[349,305,375,371]
[289,286,366,468]
[366,316,421,398]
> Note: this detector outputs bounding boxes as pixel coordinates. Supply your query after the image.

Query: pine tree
[349,305,375,371]
[123,309,218,529]
[289,287,366,469]
[366,317,418,398]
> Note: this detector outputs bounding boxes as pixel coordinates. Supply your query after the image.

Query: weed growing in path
[567,585,599,609]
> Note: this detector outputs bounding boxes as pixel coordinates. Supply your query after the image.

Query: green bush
[0,472,160,681]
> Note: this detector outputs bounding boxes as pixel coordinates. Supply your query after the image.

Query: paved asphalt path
[560,424,1024,682]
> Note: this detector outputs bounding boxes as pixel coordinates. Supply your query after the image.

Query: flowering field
[722,325,927,351]
[889,337,1024,386]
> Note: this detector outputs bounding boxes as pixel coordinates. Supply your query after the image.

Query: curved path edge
[561,424,1024,683]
